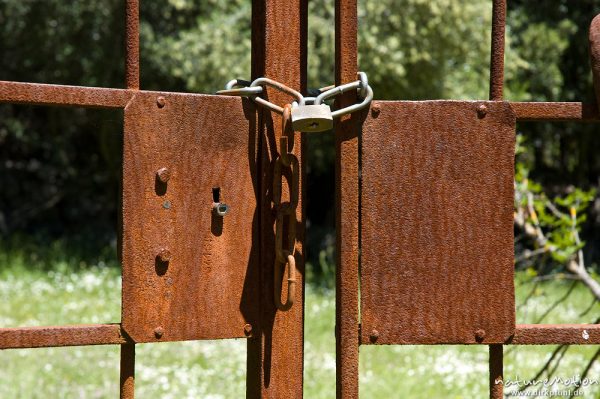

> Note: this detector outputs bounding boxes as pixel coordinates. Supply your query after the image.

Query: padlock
[290,104,333,133]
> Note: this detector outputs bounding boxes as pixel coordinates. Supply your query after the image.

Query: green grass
[1,255,599,398]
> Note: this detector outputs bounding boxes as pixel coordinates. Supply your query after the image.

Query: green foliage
[515,134,596,267]
[141,0,251,92]
[1,261,599,397]
[505,12,576,101]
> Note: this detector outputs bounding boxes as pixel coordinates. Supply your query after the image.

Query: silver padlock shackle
[314,72,373,119]
[217,78,305,114]
[250,78,305,114]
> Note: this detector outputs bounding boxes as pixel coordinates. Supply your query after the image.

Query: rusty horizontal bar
[511,102,600,122]
[0,324,130,349]
[0,81,133,108]
[509,324,600,345]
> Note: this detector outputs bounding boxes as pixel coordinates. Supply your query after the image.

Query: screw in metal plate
[157,96,166,108]
[371,103,381,117]
[244,324,253,337]
[154,327,164,339]
[369,329,379,343]
[475,329,486,342]
[156,167,170,183]
[163,200,171,209]
[477,104,488,119]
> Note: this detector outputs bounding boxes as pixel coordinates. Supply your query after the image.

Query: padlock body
[291,104,333,132]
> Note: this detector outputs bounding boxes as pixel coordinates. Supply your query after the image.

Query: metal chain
[272,104,299,311]
[217,72,373,120]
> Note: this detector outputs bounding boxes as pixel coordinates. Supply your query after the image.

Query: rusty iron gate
[1,0,600,398]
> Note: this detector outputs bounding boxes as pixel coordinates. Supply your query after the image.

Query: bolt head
[475,329,486,342]
[371,103,381,117]
[157,96,166,108]
[477,104,488,118]
[154,327,164,339]
[157,249,171,263]
[244,324,253,337]
[369,329,379,343]
[156,167,171,183]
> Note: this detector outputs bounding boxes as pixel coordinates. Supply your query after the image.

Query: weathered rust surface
[247,0,307,397]
[0,81,132,108]
[125,0,140,90]
[335,0,360,398]
[490,0,506,101]
[510,101,600,122]
[120,343,135,399]
[509,324,600,345]
[0,324,128,349]
[361,100,516,345]
[122,92,259,342]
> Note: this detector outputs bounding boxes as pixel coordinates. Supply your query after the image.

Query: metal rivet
[163,200,171,209]
[154,327,164,339]
[371,103,381,117]
[157,96,166,108]
[369,329,379,343]
[244,324,253,337]
[157,249,171,263]
[156,167,170,183]
[475,329,486,342]
[477,104,488,118]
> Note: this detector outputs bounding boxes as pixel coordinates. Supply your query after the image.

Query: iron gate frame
[1,0,600,398]
[335,1,600,398]
[0,0,306,398]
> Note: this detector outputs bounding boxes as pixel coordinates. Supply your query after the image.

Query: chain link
[272,104,299,311]
[217,72,373,121]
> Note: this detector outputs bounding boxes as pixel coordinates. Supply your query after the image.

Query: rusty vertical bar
[248,0,307,397]
[335,0,360,398]
[125,0,140,89]
[121,1,138,398]
[489,0,506,101]
[120,343,135,399]
[489,344,503,399]
[489,2,506,397]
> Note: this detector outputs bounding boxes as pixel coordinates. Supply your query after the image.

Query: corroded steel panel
[122,92,259,343]
[360,101,516,345]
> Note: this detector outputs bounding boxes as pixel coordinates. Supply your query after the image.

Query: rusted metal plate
[122,92,259,343]
[360,100,516,345]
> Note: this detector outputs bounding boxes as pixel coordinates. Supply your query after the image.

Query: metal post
[248,0,307,397]
[120,343,135,399]
[490,0,506,101]
[125,0,140,90]
[489,344,504,399]
[121,2,138,398]
[335,0,360,398]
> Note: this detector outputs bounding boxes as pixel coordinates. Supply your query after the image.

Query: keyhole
[212,187,221,203]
